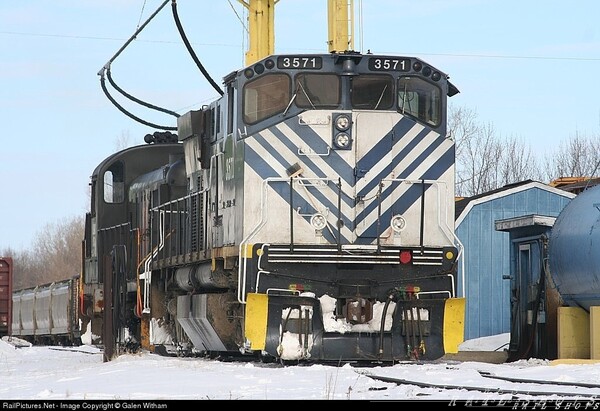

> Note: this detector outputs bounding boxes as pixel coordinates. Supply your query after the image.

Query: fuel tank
[549,184,600,310]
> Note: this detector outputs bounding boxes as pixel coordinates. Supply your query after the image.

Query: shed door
[509,240,546,360]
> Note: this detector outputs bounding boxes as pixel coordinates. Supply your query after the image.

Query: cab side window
[398,77,441,127]
[103,162,124,204]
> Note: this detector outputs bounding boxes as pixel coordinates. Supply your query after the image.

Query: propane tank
[549,184,600,310]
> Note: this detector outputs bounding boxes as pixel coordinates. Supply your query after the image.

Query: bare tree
[6,216,85,290]
[497,135,542,186]
[450,105,541,197]
[114,130,132,152]
[542,131,600,182]
[456,121,502,196]
[0,247,43,291]
[30,216,84,287]
[448,104,479,162]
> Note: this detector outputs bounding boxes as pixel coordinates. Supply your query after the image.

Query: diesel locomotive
[68,0,466,363]
[81,49,464,363]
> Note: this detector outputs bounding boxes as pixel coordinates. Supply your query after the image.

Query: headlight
[391,215,406,233]
[334,133,351,149]
[335,115,351,131]
[310,213,327,230]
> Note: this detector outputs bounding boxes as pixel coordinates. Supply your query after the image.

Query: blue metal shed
[455,180,575,340]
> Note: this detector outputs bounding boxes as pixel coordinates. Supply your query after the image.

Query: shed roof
[455,180,576,226]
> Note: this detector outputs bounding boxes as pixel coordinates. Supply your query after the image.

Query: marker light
[399,250,412,264]
[391,215,406,233]
[254,63,265,74]
[310,213,327,230]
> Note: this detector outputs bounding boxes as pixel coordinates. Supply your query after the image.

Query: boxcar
[0,257,13,336]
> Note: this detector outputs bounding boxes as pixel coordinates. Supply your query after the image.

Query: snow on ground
[2,334,600,402]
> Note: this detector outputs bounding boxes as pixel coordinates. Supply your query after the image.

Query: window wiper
[374,84,388,110]
[283,82,316,116]
[297,81,316,109]
[401,84,408,114]
[283,93,297,116]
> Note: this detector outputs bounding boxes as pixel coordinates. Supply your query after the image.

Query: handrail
[237,176,334,303]
[140,210,165,313]
[379,177,460,298]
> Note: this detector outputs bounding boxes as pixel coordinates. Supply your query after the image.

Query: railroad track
[477,370,600,389]
[358,369,600,400]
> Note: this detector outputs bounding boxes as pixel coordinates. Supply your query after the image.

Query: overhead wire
[228,0,248,64]
[171,0,224,96]
[97,0,170,76]
[97,0,176,130]
[3,29,600,62]
[106,67,180,118]
[136,0,148,30]
[99,0,180,120]
[100,73,177,130]
[96,0,226,130]
[227,0,249,33]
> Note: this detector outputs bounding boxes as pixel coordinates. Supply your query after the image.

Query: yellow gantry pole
[238,0,277,65]
[327,0,354,53]
[237,1,354,65]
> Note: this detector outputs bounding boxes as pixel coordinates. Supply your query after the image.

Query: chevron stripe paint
[244,111,454,246]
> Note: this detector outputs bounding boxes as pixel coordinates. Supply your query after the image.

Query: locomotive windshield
[242,70,443,127]
[350,75,394,110]
[243,73,291,124]
[295,73,340,108]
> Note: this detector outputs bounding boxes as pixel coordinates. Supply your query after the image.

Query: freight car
[81,1,465,364]
[11,276,81,345]
[0,257,12,337]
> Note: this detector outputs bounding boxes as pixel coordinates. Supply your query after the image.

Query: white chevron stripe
[245,115,453,244]
[272,123,358,240]
[247,129,356,241]
[275,121,353,190]
[355,119,425,194]
[356,138,454,238]
[357,128,441,204]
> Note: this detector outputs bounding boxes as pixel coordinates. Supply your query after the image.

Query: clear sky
[1,0,599,251]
